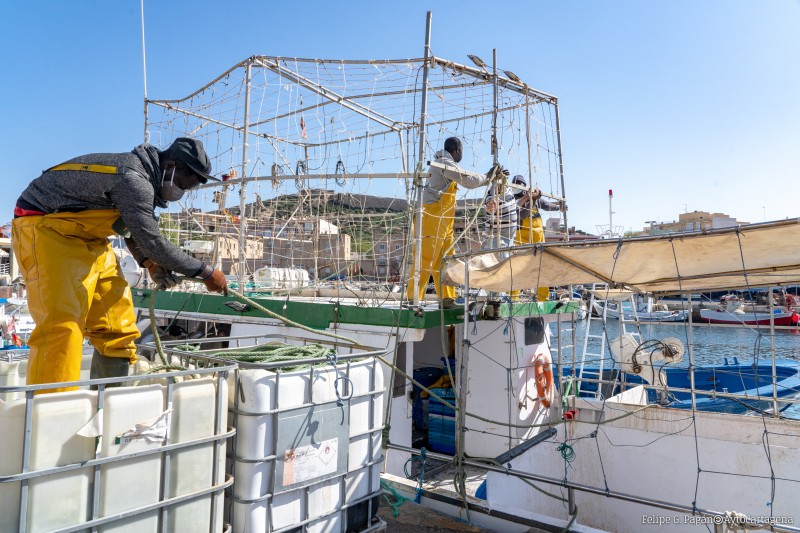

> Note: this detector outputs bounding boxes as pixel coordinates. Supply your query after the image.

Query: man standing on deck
[509,175,563,302]
[13,137,228,392]
[406,136,505,308]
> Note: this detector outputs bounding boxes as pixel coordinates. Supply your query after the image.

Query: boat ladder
[578,292,642,399]
[553,311,578,396]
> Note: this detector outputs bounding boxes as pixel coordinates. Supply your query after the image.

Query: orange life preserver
[533,353,554,408]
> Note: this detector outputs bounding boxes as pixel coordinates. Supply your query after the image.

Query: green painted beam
[131,289,579,330]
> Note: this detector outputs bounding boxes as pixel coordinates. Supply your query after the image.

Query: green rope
[380,480,412,517]
[172,344,200,352]
[557,442,576,464]
[209,343,343,371]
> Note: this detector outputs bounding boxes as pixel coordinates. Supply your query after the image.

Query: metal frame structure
[143,11,569,291]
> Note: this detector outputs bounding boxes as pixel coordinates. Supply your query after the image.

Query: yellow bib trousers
[12,210,139,393]
[511,214,550,302]
[406,182,458,303]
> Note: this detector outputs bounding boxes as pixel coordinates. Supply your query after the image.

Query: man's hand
[146,262,178,290]
[203,268,228,295]
[531,188,543,201]
[486,164,509,181]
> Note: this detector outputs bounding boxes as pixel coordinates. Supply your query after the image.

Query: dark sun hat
[166,137,220,183]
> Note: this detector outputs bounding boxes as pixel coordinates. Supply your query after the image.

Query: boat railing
[566,373,800,413]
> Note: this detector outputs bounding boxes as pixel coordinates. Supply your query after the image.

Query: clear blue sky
[2,0,798,234]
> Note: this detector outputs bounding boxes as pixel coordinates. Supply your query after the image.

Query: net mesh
[146,56,564,293]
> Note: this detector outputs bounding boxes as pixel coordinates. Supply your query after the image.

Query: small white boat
[700,297,799,326]
[592,294,689,322]
[0,298,35,345]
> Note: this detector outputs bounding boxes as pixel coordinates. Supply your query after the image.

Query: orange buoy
[533,353,554,408]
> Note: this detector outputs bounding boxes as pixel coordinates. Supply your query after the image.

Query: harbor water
[555,317,800,417]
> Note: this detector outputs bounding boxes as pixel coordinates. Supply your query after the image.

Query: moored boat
[699,297,799,326]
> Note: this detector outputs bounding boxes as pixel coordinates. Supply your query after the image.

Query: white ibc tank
[0,361,230,533]
[0,390,96,533]
[167,378,227,533]
[229,357,384,533]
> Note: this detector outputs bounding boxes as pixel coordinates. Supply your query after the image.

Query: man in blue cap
[510,175,563,301]
[13,137,228,392]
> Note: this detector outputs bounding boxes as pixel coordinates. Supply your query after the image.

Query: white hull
[487,396,800,532]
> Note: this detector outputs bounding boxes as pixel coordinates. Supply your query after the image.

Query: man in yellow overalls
[407,137,502,308]
[510,175,563,301]
[13,138,228,393]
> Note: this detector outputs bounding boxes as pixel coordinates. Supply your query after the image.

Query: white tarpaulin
[442,219,800,295]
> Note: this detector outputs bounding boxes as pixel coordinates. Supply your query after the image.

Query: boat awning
[442,219,800,295]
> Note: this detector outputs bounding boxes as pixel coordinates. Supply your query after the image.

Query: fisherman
[13,137,228,393]
[406,137,505,308]
[484,178,518,255]
[509,175,563,301]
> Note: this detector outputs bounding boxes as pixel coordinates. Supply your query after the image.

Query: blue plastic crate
[428,387,456,417]
[412,367,443,430]
[428,413,456,455]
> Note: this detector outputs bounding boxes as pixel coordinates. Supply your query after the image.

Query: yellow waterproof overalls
[406,181,458,303]
[511,209,550,302]
[12,164,140,393]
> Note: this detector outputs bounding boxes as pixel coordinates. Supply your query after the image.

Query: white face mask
[160,167,185,202]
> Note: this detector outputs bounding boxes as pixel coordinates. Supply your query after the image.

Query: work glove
[486,164,510,181]
[201,267,229,296]
[147,263,178,290]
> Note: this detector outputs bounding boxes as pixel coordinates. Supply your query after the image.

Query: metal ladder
[577,290,642,399]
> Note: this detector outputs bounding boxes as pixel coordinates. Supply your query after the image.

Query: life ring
[533,353,554,408]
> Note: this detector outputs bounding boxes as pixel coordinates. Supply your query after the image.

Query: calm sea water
[553,318,800,417]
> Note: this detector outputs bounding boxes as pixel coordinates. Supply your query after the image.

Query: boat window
[524,317,545,345]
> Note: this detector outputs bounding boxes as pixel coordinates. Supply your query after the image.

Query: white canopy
[443,219,800,295]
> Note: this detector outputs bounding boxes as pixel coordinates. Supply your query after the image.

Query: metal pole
[456,260,471,518]
[491,49,500,249]
[553,103,568,241]
[492,49,499,167]
[687,293,697,411]
[770,287,779,416]
[238,60,252,283]
[140,0,149,143]
[411,11,432,306]
[525,89,532,184]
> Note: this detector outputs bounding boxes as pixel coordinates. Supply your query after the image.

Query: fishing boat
[6,13,800,532]
[133,36,800,532]
[699,296,799,326]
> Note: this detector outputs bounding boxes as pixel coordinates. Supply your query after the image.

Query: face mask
[160,167,185,202]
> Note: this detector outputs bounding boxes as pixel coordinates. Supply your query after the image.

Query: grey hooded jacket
[16,144,206,277]
[422,150,488,205]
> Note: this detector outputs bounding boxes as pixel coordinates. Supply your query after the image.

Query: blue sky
[2,0,798,234]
